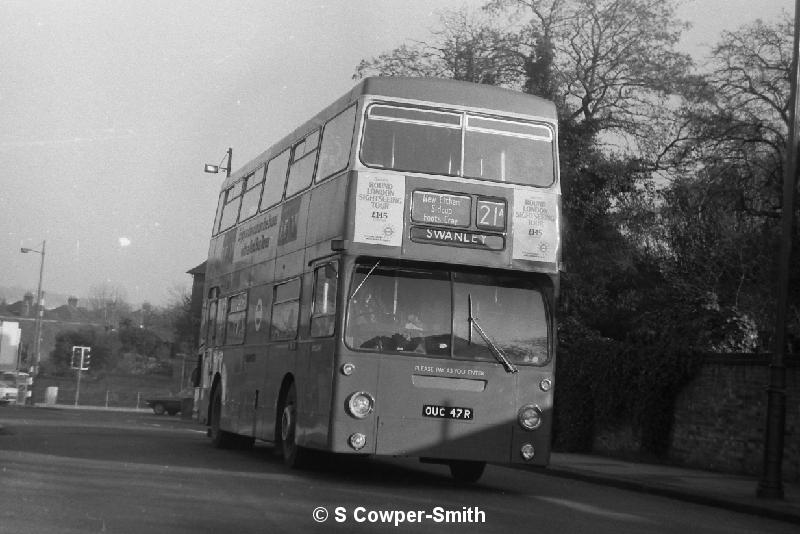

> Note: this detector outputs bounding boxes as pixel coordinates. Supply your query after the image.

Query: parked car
[145,397,182,416]
[0,373,19,406]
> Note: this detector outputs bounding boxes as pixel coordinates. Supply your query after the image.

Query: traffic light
[71,346,91,370]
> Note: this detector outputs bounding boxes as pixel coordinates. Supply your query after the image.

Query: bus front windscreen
[360,104,555,187]
[345,264,550,365]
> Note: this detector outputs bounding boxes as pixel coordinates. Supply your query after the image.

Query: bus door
[268,277,302,432]
[246,283,273,440]
[198,288,222,424]
[299,261,339,448]
[220,292,251,435]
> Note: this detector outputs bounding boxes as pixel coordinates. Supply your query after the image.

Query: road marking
[535,496,652,524]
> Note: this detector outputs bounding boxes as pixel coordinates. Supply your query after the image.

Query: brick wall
[669,355,799,482]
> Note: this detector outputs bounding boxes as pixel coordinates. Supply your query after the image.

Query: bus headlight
[341,362,356,376]
[517,404,543,430]
[346,392,374,419]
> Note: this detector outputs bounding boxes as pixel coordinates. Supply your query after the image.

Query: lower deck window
[225,293,248,345]
[271,279,300,340]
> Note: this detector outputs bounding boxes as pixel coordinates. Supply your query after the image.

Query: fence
[32,372,176,409]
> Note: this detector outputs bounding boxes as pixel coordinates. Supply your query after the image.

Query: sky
[0,0,794,308]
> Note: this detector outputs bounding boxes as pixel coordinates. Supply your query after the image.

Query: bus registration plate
[422,404,473,420]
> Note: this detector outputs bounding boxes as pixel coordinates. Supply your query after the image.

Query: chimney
[23,292,34,316]
[68,296,78,308]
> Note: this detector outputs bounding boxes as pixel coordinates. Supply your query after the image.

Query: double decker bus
[197,77,560,482]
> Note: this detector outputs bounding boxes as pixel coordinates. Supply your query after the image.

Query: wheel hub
[281,405,294,442]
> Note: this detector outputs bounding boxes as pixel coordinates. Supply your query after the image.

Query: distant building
[0,294,101,370]
[50,296,94,323]
[187,261,206,350]
[3,292,37,318]
[0,321,21,371]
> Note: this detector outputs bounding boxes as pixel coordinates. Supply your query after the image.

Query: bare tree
[684,15,791,212]
[355,8,523,86]
[357,0,693,160]
[650,12,799,348]
[87,283,130,328]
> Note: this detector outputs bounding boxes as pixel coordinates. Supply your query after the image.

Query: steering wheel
[360,336,384,351]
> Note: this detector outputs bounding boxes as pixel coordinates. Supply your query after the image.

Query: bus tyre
[279,383,308,468]
[449,460,486,483]
[209,386,236,449]
[152,403,166,416]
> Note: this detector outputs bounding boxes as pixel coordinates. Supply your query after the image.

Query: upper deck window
[361,105,462,176]
[217,181,243,233]
[212,194,225,236]
[360,103,555,187]
[317,104,357,182]
[239,169,265,221]
[261,149,290,211]
[464,116,554,186]
[285,130,320,198]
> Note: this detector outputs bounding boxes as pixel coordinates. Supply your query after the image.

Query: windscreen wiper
[468,294,518,374]
[349,260,381,300]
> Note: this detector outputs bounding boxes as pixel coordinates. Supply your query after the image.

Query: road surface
[0,406,794,533]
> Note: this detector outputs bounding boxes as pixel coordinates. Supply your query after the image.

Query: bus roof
[353,77,557,119]
[220,77,557,189]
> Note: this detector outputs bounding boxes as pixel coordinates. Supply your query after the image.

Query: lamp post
[204,147,233,177]
[20,240,46,376]
[757,0,800,500]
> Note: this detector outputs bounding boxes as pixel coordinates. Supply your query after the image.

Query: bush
[113,352,172,375]
[553,316,702,456]
[48,327,112,374]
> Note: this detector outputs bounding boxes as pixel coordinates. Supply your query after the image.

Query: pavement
[544,452,800,525]
[33,402,153,413]
[3,404,799,525]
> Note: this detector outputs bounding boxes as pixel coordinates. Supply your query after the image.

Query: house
[0,294,101,370]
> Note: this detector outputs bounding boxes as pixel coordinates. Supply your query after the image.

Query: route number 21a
[477,201,505,230]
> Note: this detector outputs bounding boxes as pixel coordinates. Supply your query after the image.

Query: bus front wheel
[278,383,309,468]
[449,460,486,483]
[209,386,236,449]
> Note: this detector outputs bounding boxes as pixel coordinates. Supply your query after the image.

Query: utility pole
[33,240,45,375]
[757,0,800,500]
[20,240,46,376]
